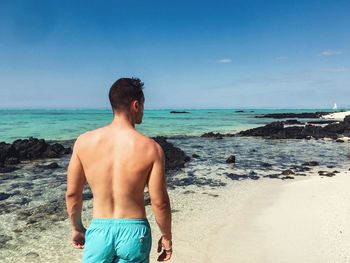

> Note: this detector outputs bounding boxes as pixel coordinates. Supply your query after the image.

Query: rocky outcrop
[238,117,350,139]
[201,132,235,138]
[170,111,190,114]
[225,155,236,164]
[255,112,332,119]
[0,137,71,173]
[152,136,190,171]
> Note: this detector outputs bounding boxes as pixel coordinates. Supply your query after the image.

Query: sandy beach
[321,111,350,121]
[149,169,350,263]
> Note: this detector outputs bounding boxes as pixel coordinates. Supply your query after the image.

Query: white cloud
[320,67,349,72]
[317,50,342,56]
[218,58,232,64]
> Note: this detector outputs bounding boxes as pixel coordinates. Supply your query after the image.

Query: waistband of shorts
[89,218,150,226]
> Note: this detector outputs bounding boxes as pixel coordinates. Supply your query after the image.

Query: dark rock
[281,176,294,180]
[25,252,39,259]
[238,122,286,138]
[294,173,307,176]
[335,139,345,143]
[0,192,12,201]
[281,169,295,175]
[183,190,195,194]
[202,192,219,197]
[226,173,247,180]
[82,191,93,200]
[0,142,16,162]
[17,199,67,225]
[318,171,327,175]
[261,162,272,168]
[255,112,331,119]
[170,111,190,114]
[192,153,200,158]
[322,173,335,177]
[264,174,280,179]
[333,170,340,173]
[238,115,350,139]
[284,119,302,125]
[327,165,335,168]
[168,176,226,188]
[235,110,244,113]
[152,136,190,171]
[226,155,236,164]
[249,175,260,180]
[201,132,223,139]
[323,123,348,134]
[302,161,319,166]
[0,137,71,169]
[201,132,234,138]
[4,157,20,165]
[344,115,350,125]
[0,166,19,173]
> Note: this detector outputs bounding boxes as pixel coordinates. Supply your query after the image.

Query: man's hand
[71,228,86,249]
[157,235,172,261]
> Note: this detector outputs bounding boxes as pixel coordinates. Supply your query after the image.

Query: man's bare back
[66,78,172,262]
[77,124,158,219]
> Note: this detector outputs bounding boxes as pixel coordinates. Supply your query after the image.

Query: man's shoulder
[135,132,164,156]
[74,128,100,148]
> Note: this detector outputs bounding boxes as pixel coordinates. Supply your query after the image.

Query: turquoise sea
[0,108,341,142]
[1,108,350,262]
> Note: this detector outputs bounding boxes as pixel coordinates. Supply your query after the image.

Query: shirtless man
[66,78,172,262]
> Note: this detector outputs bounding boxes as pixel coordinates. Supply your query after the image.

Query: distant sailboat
[333,103,337,110]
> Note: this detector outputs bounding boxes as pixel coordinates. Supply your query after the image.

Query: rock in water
[152,136,190,171]
[0,137,71,171]
[302,161,319,166]
[226,155,236,164]
[170,111,190,114]
[0,192,12,201]
[255,112,331,119]
[281,169,295,175]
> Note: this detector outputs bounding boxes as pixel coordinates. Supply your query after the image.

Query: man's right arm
[148,142,172,261]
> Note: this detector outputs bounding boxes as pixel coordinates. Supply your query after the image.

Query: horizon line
[0,107,348,111]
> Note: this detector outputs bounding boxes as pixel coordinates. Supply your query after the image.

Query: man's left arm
[66,135,86,249]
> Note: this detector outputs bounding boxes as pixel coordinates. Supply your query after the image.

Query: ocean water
[0,108,340,142]
[1,108,350,262]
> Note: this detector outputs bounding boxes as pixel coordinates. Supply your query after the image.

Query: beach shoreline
[158,169,350,263]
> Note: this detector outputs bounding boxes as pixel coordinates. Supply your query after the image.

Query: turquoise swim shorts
[82,218,152,263]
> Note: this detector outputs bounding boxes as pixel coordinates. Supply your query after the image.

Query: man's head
[109,77,145,124]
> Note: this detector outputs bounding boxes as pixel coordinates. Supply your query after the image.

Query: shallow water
[0,108,349,262]
[1,134,349,262]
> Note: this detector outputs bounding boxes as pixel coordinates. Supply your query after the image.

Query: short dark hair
[109,77,144,112]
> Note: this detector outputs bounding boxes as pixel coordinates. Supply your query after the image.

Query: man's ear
[130,100,138,111]
[134,100,140,110]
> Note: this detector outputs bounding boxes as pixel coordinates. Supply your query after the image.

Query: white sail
[332,103,337,110]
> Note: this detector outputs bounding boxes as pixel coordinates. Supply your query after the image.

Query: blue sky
[0,0,349,109]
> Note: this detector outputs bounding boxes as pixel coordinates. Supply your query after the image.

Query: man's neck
[111,113,135,129]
